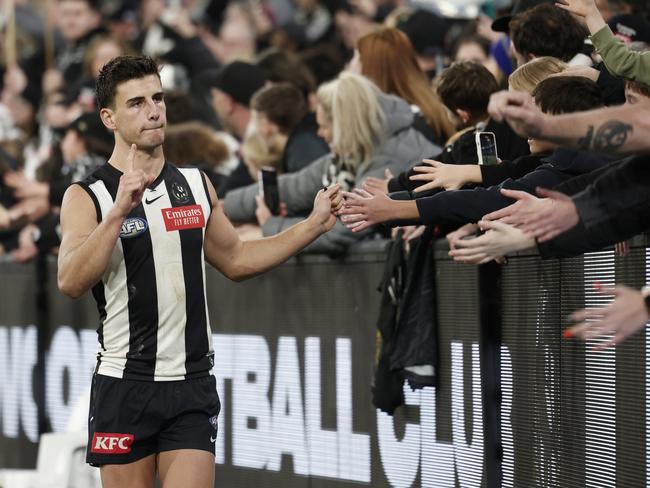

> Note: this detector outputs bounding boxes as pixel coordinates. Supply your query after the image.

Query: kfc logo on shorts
[91,433,135,454]
[161,205,206,232]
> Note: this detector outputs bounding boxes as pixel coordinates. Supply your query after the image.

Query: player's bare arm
[201,174,341,281]
[58,144,154,297]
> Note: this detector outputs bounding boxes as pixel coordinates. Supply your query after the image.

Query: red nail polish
[562,329,573,339]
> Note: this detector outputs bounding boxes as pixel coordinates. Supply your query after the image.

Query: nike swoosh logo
[145,194,165,205]
[210,436,216,443]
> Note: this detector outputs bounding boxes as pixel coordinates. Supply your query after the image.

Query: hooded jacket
[223,93,441,254]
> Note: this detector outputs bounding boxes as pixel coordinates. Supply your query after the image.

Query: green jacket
[591,25,650,84]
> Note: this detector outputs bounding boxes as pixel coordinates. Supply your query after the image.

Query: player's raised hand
[114,144,155,216]
[310,184,341,231]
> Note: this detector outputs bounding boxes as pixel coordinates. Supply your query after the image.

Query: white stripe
[143,178,189,378]
[179,168,214,353]
[87,180,128,379]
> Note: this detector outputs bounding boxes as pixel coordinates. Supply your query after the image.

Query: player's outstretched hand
[310,184,341,232]
[114,144,155,217]
[565,284,650,350]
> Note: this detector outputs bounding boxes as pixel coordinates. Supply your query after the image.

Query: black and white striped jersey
[78,162,214,381]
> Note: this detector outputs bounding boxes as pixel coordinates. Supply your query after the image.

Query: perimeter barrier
[1,236,649,487]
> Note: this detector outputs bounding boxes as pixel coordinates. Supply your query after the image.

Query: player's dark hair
[96,55,160,109]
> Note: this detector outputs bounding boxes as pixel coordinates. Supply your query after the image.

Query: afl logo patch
[120,217,148,238]
[171,182,190,203]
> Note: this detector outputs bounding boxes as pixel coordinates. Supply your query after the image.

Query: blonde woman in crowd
[222,72,441,253]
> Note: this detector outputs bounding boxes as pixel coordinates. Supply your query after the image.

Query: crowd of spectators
[1,0,650,350]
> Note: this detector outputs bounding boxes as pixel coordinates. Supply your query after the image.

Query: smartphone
[258,167,281,215]
[476,132,498,166]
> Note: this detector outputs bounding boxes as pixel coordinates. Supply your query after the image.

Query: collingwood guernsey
[78,162,214,381]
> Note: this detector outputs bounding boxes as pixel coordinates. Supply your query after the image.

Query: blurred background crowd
[0,0,649,261]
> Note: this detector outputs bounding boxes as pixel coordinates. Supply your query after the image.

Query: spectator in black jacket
[250,83,329,173]
[449,78,650,263]
[339,76,614,233]
[365,61,530,196]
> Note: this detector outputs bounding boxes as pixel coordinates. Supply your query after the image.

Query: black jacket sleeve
[479,153,547,187]
[571,155,650,228]
[537,155,650,258]
[387,169,414,193]
[538,201,650,259]
[415,161,569,226]
[595,62,627,106]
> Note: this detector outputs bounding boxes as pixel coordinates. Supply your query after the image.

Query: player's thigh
[158,449,215,488]
[100,454,157,488]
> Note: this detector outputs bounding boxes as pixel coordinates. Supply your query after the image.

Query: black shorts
[86,373,221,466]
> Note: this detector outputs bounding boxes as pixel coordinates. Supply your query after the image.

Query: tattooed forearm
[592,120,634,152]
[577,125,594,151]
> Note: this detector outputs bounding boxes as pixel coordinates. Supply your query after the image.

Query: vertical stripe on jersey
[120,205,159,379]
[87,179,130,377]
[181,169,214,365]
[142,176,188,378]
[168,168,212,376]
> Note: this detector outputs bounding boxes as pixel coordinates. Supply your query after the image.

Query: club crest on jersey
[162,204,206,231]
[120,217,148,239]
[171,182,190,203]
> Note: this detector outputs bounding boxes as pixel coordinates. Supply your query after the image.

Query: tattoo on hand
[593,120,633,151]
